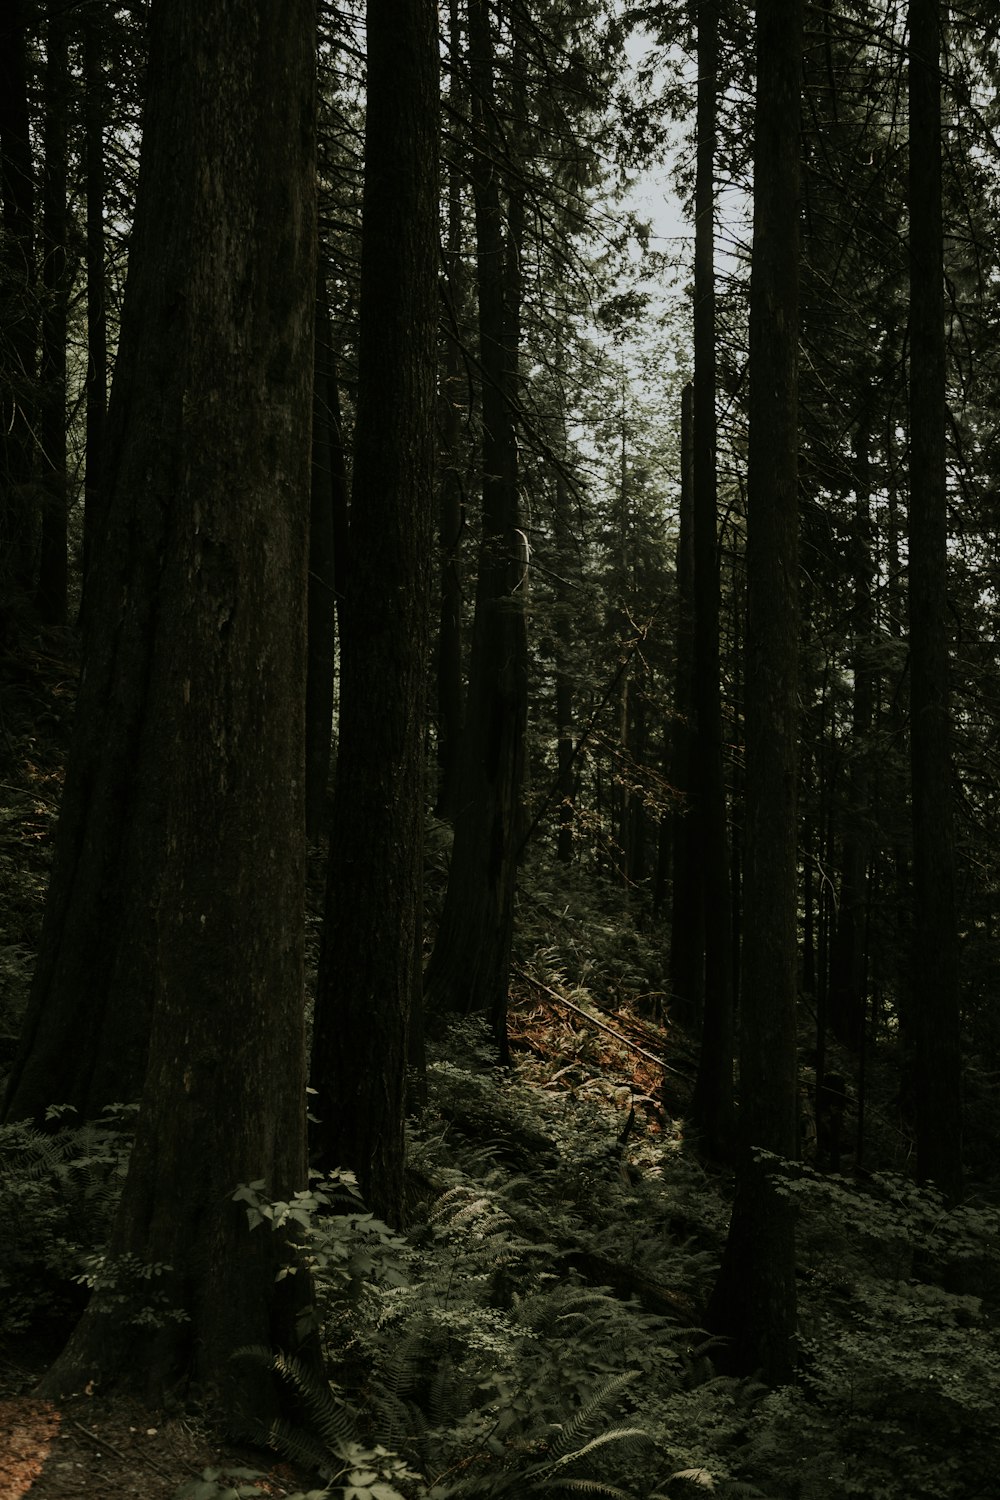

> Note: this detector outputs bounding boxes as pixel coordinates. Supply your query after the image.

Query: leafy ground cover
[1,640,999,1499]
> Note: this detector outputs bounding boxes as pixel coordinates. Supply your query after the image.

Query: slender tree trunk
[906,0,962,1204]
[708,0,803,1383]
[310,0,439,1223]
[28,0,318,1418]
[668,383,704,1025]
[304,272,340,842]
[435,0,466,822]
[423,0,527,1059]
[829,426,874,1054]
[689,0,734,1156]
[36,0,69,625]
[80,5,107,612]
[554,465,575,862]
[0,0,37,626]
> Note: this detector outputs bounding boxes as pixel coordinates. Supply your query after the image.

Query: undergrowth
[219,1013,1000,1499]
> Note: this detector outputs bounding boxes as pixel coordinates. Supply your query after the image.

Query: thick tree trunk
[708,0,803,1384]
[29,0,318,1416]
[309,0,439,1224]
[906,0,962,1204]
[423,0,527,1060]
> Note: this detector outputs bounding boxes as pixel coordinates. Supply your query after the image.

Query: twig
[513,966,687,1078]
[70,1419,176,1483]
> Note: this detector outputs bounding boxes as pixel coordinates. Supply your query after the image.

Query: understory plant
[0,1103,136,1333]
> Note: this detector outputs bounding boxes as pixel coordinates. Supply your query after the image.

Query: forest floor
[0,630,689,1500]
[3,628,998,1500]
[0,1360,307,1500]
[0,632,318,1496]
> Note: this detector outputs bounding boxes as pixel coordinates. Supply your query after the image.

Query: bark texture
[708,0,803,1383]
[18,0,317,1416]
[688,0,735,1157]
[907,0,962,1204]
[423,0,528,1058]
[310,0,439,1224]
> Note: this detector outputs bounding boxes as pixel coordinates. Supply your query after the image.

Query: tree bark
[668,383,704,1024]
[689,0,735,1158]
[28,0,317,1416]
[304,272,342,842]
[708,0,803,1384]
[906,0,962,1204]
[423,0,528,1060]
[80,4,107,613]
[828,425,874,1056]
[554,465,575,863]
[0,0,37,629]
[435,0,466,823]
[309,0,439,1224]
[35,0,69,626]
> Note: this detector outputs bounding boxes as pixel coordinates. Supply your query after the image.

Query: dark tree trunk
[689,0,734,1158]
[435,0,466,822]
[668,383,704,1025]
[829,426,874,1055]
[423,0,527,1060]
[35,0,69,626]
[0,0,37,628]
[80,4,107,612]
[708,0,803,1384]
[906,0,962,1204]
[304,272,342,842]
[25,0,318,1417]
[554,466,575,863]
[309,0,439,1224]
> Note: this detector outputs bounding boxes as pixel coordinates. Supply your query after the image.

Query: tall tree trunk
[906,0,962,1204]
[26,0,318,1418]
[0,0,37,629]
[689,0,734,1157]
[829,425,874,1055]
[80,4,107,613]
[708,0,803,1384]
[310,0,439,1224]
[435,0,466,822]
[554,465,575,863]
[423,0,528,1060]
[36,0,69,625]
[668,382,704,1025]
[304,272,343,842]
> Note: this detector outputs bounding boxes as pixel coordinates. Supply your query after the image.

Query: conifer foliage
[1,0,1000,1484]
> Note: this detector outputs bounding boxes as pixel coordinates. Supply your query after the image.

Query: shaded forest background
[1,0,1000,1496]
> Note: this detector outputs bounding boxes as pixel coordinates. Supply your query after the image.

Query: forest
[0,0,999,1496]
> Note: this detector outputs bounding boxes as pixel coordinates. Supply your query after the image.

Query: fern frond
[232,1345,356,1459]
[531,1477,636,1498]
[371,1384,421,1451]
[546,1427,651,1472]
[546,1372,639,1461]
[260,1414,337,1480]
